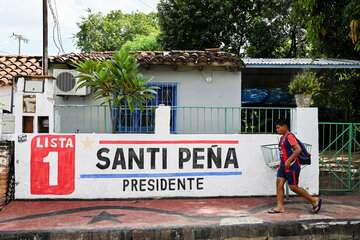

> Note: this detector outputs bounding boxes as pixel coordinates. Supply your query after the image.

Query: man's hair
[275,119,290,128]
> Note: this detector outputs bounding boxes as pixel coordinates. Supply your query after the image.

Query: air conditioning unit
[53,69,90,96]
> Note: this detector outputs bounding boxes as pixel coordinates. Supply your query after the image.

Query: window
[115,83,178,133]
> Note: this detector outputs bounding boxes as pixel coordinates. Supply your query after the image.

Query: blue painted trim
[80,171,242,178]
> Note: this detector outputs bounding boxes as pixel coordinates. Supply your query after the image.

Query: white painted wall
[53,65,242,107]
[0,85,12,112]
[15,106,319,199]
[291,108,319,194]
[140,65,242,107]
[13,77,55,134]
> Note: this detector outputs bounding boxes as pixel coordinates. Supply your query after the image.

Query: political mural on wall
[16,134,245,199]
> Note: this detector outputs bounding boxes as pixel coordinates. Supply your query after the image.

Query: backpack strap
[284,132,301,166]
[284,133,295,146]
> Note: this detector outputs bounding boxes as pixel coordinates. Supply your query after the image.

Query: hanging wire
[0,50,17,55]
[135,0,156,11]
[53,0,65,54]
[1,37,17,49]
[48,0,65,55]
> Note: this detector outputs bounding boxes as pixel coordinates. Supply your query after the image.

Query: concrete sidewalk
[0,194,359,239]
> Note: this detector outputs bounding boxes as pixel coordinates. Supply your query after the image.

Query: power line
[135,0,155,11]
[0,50,17,55]
[0,39,18,53]
[1,37,17,48]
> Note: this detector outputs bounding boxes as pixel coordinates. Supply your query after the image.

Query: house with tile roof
[0,55,42,112]
[2,51,360,133]
[48,49,244,133]
[49,50,244,105]
[0,50,244,133]
[4,53,360,112]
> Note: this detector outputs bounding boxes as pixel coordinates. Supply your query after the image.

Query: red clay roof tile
[24,69,32,74]
[8,57,16,63]
[0,50,243,85]
[49,50,244,67]
[0,55,42,84]
[19,57,27,63]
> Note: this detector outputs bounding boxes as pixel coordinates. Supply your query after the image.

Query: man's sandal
[268,208,283,214]
[313,199,322,214]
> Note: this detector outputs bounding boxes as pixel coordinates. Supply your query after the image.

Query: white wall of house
[15,106,319,199]
[13,77,55,135]
[0,85,12,112]
[140,65,242,107]
[51,65,242,134]
[52,65,242,107]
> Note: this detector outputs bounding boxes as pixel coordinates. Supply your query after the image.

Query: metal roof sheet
[243,58,360,68]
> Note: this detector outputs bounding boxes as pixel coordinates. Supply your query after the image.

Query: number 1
[43,152,58,186]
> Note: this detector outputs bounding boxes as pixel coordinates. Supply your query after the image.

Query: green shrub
[289,69,322,95]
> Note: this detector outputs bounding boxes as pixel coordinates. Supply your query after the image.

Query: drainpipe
[10,78,17,113]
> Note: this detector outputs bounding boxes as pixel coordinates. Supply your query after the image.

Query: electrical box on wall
[24,78,44,93]
[53,69,90,96]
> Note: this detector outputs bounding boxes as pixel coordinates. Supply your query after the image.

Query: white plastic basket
[260,143,312,171]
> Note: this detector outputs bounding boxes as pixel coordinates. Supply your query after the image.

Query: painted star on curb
[81,136,95,149]
[81,211,125,224]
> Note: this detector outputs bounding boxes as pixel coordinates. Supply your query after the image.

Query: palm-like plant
[72,48,158,133]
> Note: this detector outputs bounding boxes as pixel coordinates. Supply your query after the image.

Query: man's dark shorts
[277,163,300,185]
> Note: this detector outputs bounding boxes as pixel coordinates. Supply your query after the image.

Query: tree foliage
[301,0,360,58]
[157,0,255,55]
[72,49,158,133]
[157,0,309,57]
[313,69,360,122]
[244,19,286,58]
[344,1,360,51]
[74,9,160,52]
[122,32,163,52]
[248,0,309,58]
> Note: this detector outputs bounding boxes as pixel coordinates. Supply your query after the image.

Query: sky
[0,0,160,56]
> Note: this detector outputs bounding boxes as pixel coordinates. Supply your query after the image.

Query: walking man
[268,119,322,214]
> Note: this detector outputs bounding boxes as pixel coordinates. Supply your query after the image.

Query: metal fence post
[225,108,227,133]
[348,124,353,190]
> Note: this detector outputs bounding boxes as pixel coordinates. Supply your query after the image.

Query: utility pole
[43,0,48,75]
[11,33,29,55]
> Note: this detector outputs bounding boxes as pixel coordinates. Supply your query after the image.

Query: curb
[0,218,359,240]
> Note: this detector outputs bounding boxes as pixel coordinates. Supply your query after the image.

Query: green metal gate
[319,123,360,191]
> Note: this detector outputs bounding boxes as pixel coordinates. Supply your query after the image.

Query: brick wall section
[0,142,12,205]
